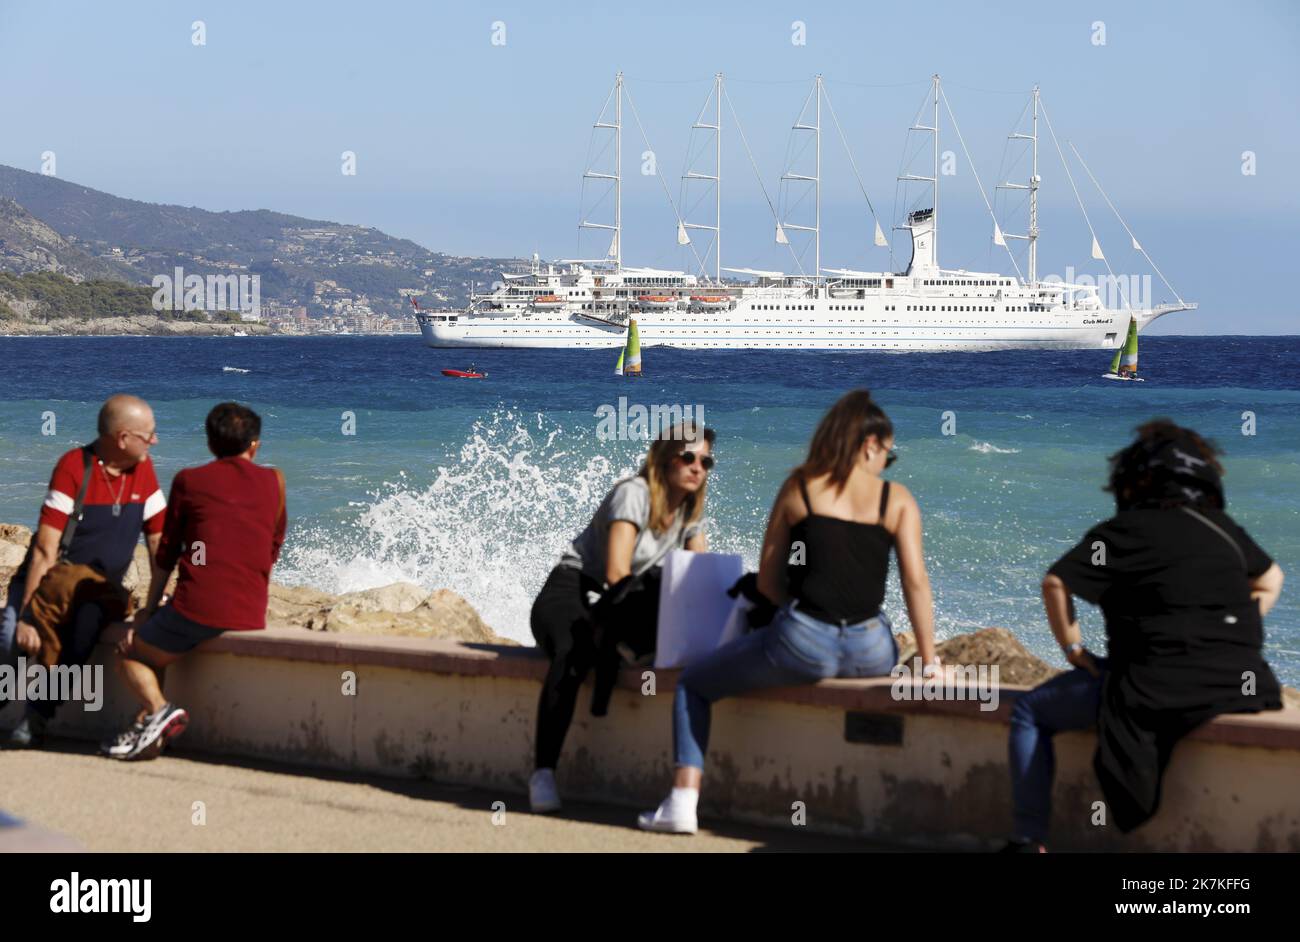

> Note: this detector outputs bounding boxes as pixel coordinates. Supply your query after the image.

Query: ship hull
[418,308,1161,351]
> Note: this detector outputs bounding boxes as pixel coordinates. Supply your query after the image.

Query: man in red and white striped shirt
[1,394,167,748]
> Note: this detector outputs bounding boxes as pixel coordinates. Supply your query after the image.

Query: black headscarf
[1113,428,1225,511]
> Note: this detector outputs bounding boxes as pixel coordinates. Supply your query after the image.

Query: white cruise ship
[418,74,1193,352]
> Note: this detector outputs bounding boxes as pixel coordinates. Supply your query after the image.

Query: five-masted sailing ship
[417,72,1194,352]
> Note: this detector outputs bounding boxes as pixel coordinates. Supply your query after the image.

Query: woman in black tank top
[639,390,942,834]
[787,473,894,624]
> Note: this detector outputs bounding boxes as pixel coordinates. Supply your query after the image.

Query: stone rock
[266,583,338,629]
[299,582,507,644]
[121,543,176,608]
[330,582,428,615]
[0,541,28,569]
[255,579,510,644]
[895,626,1060,687]
[0,523,32,545]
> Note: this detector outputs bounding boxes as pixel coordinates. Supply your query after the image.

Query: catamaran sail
[622,319,642,375]
[1104,316,1140,380]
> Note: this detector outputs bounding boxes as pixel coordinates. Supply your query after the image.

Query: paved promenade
[1,740,877,852]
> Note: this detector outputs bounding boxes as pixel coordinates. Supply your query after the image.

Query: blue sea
[1,335,1297,686]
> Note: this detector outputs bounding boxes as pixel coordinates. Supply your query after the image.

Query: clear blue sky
[2,0,1297,332]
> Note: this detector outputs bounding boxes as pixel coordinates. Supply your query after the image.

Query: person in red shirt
[104,402,286,761]
[1,394,166,748]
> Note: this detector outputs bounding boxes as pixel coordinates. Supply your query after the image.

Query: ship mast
[997,84,1041,285]
[781,75,823,286]
[615,71,622,270]
[682,72,723,283]
[581,72,623,270]
[897,75,941,270]
[816,74,822,283]
[932,74,939,265]
[1029,84,1038,284]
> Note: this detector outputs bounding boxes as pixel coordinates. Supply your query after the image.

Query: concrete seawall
[50,627,1300,852]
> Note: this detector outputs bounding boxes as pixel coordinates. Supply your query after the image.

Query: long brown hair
[638,422,715,534]
[792,389,894,492]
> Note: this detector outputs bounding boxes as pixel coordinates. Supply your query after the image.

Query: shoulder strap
[877,480,891,522]
[796,474,813,514]
[1178,506,1246,570]
[57,445,96,561]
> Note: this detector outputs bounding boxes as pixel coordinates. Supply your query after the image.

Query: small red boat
[441,368,486,379]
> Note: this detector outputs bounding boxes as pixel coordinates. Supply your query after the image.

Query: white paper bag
[654,550,746,669]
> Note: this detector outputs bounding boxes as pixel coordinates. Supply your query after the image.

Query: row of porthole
[487,328,1069,337]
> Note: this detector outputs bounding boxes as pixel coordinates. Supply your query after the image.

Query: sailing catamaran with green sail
[1102,316,1143,381]
[614,319,642,376]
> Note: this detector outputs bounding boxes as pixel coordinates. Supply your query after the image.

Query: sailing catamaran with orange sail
[1102,316,1143,381]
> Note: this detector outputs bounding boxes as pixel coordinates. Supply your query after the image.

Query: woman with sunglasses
[638,389,939,834]
[528,422,715,814]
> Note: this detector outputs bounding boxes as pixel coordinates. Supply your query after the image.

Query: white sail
[1091,235,1105,261]
[993,222,1006,247]
[677,221,691,245]
[608,231,620,259]
[874,220,888,247]
[775,223,789,245]
[1131,235,1142,251]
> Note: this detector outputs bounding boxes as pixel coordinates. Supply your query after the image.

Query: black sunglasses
[677,450,715,471]
[885,449,898,468]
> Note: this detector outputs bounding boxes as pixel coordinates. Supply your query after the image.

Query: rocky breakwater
[0,523,510,646]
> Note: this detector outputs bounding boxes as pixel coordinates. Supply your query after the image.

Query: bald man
[0,394,167,748]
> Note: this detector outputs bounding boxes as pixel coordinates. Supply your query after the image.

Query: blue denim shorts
[136,604,225,654]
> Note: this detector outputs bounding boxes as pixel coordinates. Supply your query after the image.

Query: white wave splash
[968,441,1021,454]
[278,410,639,643]
[222,366,250,373]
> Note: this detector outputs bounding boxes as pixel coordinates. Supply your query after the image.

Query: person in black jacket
[1003,419,1284,852]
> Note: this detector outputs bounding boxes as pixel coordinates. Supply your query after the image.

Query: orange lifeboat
[636,295,677,309]
[690,295,730,309]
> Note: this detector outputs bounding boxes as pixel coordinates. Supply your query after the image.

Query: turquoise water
[0,335,1296,685]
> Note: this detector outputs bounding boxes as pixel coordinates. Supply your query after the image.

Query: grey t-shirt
[559,476,703,583]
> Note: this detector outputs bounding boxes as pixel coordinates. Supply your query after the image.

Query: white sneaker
[637,792,698,834]
[529,768,562,813]
[125,703,188,761]
[100,719,147,759]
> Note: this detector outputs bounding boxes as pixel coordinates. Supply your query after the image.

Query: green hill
[0,165,521,316]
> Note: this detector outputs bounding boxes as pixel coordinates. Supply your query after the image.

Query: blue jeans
[1,568,107,720]
[1007,659,1108,843]
[1,568,27,671]
[673,603,899,769]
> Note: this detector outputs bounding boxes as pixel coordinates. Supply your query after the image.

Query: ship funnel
[903,208,936,275]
